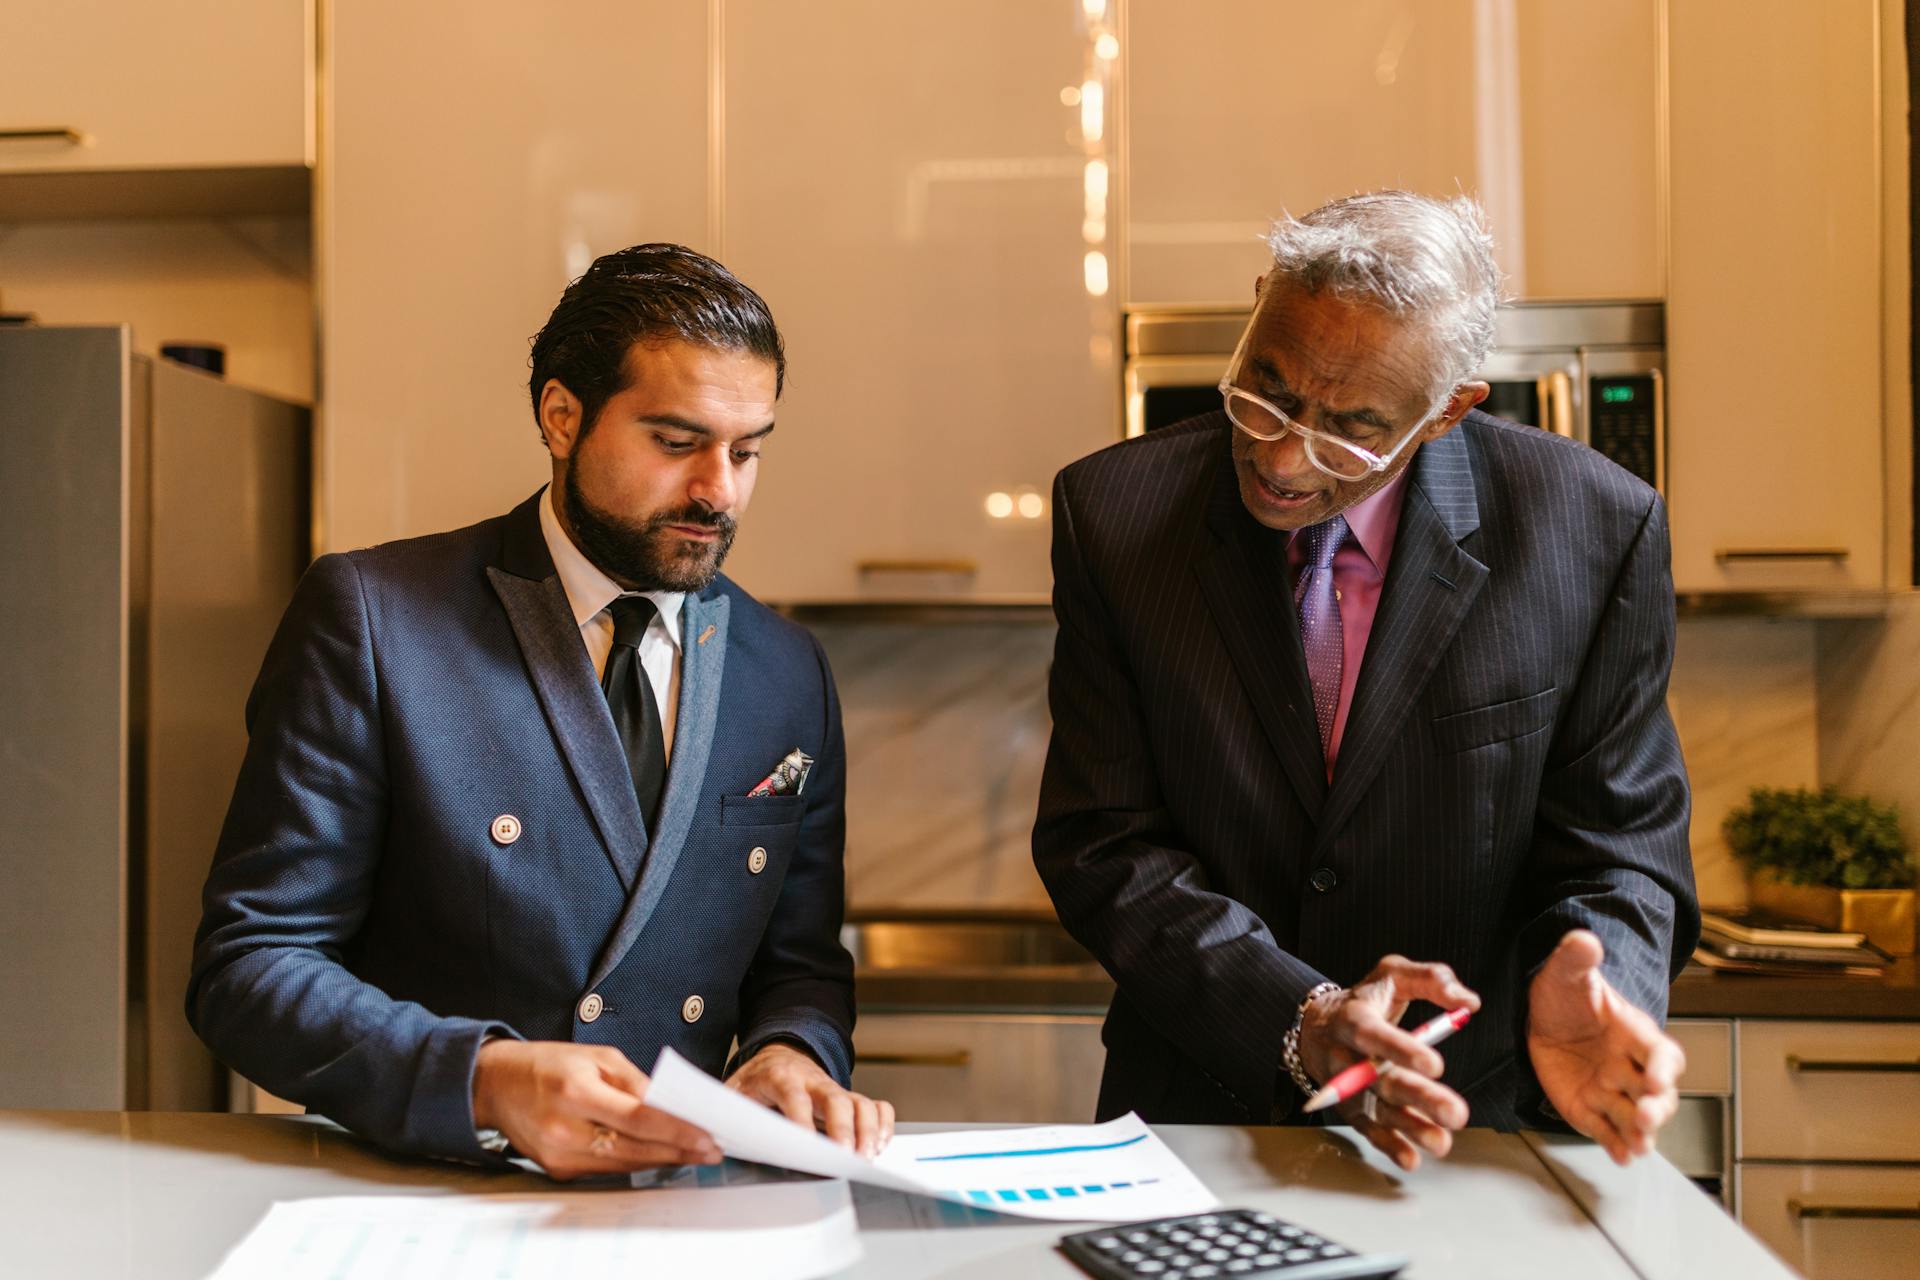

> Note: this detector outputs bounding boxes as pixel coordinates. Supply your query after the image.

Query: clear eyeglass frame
[1216,325,1450,481]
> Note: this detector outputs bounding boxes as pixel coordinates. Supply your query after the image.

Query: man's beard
[561,478,738,593]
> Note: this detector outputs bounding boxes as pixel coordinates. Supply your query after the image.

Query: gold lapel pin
[697,624,717,646]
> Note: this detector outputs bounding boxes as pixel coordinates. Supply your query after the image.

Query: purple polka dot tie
[1293,514,1349,759]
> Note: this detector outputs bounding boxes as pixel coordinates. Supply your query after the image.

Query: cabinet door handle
[0,127,85,145]
[1786,1054,1920,1073]
[1790,1199,1920,1221]
[1714,547,1851,563]
[1541,370,1575,438]
[856,559,977,576]
[854,1050,972,1068]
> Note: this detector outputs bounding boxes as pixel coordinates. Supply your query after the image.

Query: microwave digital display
[1589,374,1659,488]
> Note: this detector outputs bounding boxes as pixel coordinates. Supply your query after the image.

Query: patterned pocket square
[746,747,813,797]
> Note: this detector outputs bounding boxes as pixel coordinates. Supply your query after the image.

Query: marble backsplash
[812,617,1057,910]
[815,613,1825,914]
[1817,592,1920,845]
[1668,618,1819,909]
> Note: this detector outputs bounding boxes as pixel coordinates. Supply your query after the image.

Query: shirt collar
[1288,463,1413,575]
[1342,462,1412,574]
[538,486,685,651]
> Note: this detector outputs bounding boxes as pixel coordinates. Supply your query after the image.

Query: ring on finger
[589,1123,616,1157]
[1360,1092,1379,1123]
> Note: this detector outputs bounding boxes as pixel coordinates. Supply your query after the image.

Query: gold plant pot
[1749,871,1916,956]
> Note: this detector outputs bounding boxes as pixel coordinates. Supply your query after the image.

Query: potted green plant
[1723,786,1915,955]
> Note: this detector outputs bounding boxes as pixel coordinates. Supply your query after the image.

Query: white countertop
[0,1112,1792,1278]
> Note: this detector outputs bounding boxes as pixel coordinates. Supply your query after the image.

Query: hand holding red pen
[1303,1005,1474,1115]
[1294,955,1483,1172]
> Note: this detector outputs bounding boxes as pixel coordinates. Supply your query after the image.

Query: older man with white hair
[1034,190,1698,1170]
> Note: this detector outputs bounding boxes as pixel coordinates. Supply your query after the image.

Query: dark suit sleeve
[1518,494,1700,1030]
[186,554,520,1163]
[728,633,857,1085]
[1034,470,1331,1120]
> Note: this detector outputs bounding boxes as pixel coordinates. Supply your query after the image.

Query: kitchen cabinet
[1740,1164,1920,1280]
[319,0,710,553]
[1659,1016,1920,1279]
[324,0,1116,596]
[850,1013,1105,1124]
[1665,0,1886,593]
[1658,1019,1733,1204]
[714,0,1117,603]
[0,0,310,175]
[1736,1019,1920,1278]
[1124,0,1662,305]
[1736,1019,1920,1165]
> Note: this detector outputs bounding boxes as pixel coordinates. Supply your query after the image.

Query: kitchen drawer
[1670,1018,1732,1094]
[1739,1162,1920,1280]
[850,1013,1105,1125]
[1655,1095,1726,1182]
[1737,1021,1920,1161]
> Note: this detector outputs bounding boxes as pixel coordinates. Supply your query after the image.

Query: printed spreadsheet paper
[204,1180,861,1280]
[646,1047,1220,1222]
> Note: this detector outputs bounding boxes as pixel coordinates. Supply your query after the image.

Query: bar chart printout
[644,1049,1220,1223]
[871,1116,1221,1223]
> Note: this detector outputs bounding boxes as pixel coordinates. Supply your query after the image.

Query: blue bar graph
[914,1134,1147,1163]
[964,1177,1160,1206]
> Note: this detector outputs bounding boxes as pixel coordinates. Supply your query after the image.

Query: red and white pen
[1301,1006,1474,1114]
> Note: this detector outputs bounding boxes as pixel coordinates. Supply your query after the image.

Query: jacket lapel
[1316,427,1488,846]
[586,589,730,991]
[1193,451,1328,822]
[485,492,650,892]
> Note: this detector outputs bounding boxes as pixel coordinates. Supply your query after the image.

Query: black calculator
[1059,1208,1407,1280]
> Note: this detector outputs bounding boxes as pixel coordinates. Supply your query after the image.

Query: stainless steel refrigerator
[0,324,310,1110]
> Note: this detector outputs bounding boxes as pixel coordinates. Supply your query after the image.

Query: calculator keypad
[1063,1209,1404,1280]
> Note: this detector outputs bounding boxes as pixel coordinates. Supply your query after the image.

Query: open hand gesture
[1527,929,1685,1164]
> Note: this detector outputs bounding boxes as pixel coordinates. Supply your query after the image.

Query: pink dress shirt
[1285,467,1412,772]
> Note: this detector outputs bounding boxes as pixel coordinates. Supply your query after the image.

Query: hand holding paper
[726,1040,895,1156]
[472,1040,721,1179]
[646,1049,1220,1222]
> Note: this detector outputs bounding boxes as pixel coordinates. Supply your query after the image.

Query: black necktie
[602,595,668,831]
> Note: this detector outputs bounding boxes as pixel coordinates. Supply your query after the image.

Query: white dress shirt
[538,488,684,760]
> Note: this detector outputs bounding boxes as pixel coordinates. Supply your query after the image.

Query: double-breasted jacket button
[1309,867,1339,893]
[490,814,522,845]
[748,846,768,875]
[578,992,604,1023]
[682,994,705,1023]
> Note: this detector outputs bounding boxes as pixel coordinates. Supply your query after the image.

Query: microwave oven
[1122,299,1666,494]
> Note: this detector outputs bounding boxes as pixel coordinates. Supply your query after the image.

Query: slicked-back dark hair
[528,243,785,441]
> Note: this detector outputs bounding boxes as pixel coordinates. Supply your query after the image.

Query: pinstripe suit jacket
[1034,411,1699,1130]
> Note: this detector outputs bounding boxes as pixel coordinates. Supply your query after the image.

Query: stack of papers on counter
[206,1180,860,1280]
[209,1049,1221,1279]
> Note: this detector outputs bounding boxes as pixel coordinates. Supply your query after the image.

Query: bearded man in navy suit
[191,245,893,1177]
[1036,192,1699,1171]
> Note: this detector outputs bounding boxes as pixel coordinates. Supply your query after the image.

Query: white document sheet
[870,1117,1221,1222]
[646,1047,1220,1222]
[205,1180,861,1280]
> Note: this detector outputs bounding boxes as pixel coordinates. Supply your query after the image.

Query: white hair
[1263,190,1503,403]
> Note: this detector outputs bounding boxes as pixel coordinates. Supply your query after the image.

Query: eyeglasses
[1216,325,1450,481]
[1219,380,1437,480]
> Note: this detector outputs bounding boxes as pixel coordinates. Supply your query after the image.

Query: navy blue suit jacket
[189,491,854,1162]
[1034,413,1699,1130]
